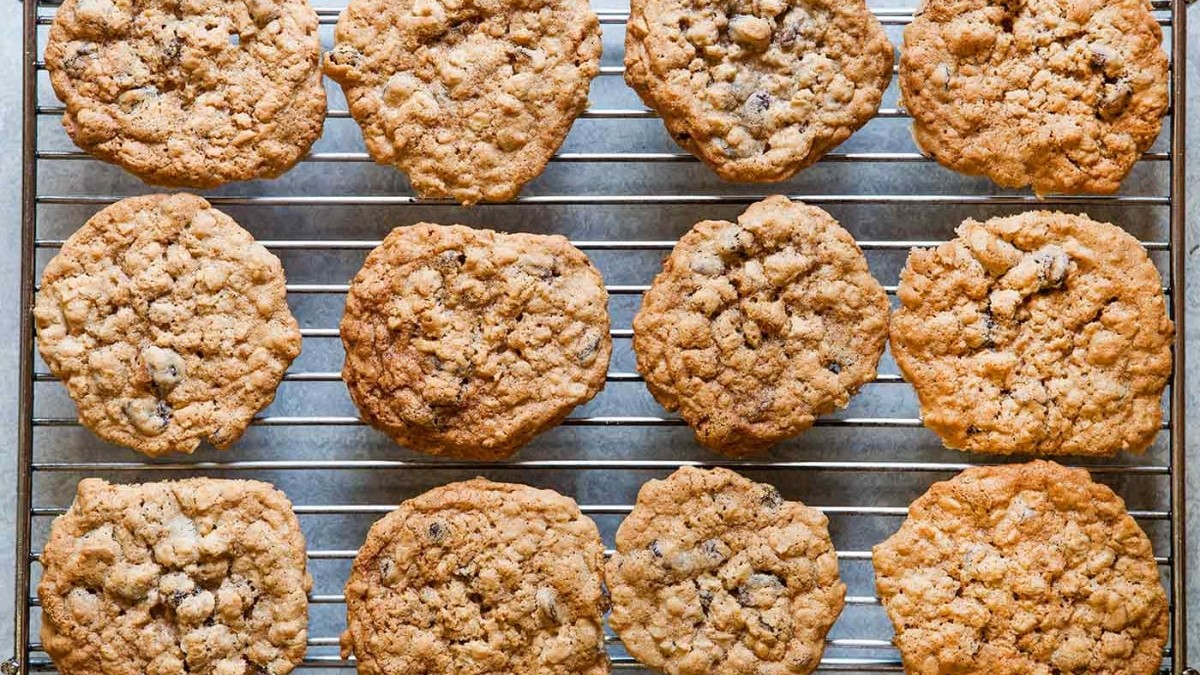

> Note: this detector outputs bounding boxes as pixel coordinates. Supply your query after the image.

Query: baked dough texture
[625,0,893,181]
[45,0,327,187]
[874,461,1168,675]
[890,211,1173,457]
[340,478,610,674]
[39,478,312,675]
[34,193,302,457]
[606,467,845,675]
[633,196,889,455]
[340,223,611,459]
[901,0,1168,194]
[325,0,601,204]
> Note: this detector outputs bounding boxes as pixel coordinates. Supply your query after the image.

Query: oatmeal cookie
[625,0,892,182]
[324,0,601,205]
[340,478,609,674]
[901,0,1169,194]
[633,196,889,455]
[44,0,326,187]
[606,467,845,675]
[874,461,1168,675]
[890,211,1173,456]
[39,478,311,675]
[34,194,302,457]
[340,223,611,459]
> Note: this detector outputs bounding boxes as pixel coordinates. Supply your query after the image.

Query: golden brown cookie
[34,194,302,457]
[891,211,1173,457]
[901,0,1168,194]
[606,467,845,675]
[874,461,1168,675]
[324,0,601,205]
[44,0,326,187]
[625,0,893,182]
[633,196,889,455]
[340,478,610,674]
[340,223,611,459]
[39,478,312,675]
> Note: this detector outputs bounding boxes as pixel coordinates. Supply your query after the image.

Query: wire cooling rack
[9,0,1193,672]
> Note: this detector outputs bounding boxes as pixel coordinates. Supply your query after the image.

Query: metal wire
[30,7,1181,25]
[13,0,1190,672]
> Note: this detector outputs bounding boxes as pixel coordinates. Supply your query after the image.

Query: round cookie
[625,0,892,182]
[901,0,1168,195]
[606,467,845,675]
[44,0,326,188]
[39,478,312,675]
[340,223,612,459]
[340,478,610,674]
[34,194,302,457]
[890,211,1173,457]
[873,461,1168,675]
[633,196,889,455]
[324,0,601,205]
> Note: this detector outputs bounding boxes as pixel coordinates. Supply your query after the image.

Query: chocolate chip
[427,521,447,542]
[825,361,841,374]
[699,589,713,614]
[649,540,663,557]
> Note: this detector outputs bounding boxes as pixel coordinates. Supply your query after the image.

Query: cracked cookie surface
[44,0,326,187]
[625,0,892,182]
[39,478,311,675]
[890,211,1173,456]
[341,478,610,675]
[606,467,845,675]
[34,193,302,457]
[340,223,611,459]
[633,196,888,455]
[901,0,1168,194]
[324,0,601,205]
[873,461,1168,675]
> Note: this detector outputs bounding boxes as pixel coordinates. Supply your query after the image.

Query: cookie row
[35,194,1174,459]
[39,462,1169,675]
[45,0,1169,202]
